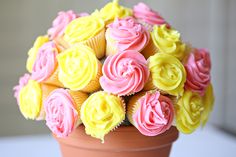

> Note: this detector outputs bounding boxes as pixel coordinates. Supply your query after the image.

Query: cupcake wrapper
[127,92,146,126]
[54,36,70,51]
[105,39,118,56]
[137,19,153,32]
[81,61,102,93]
[141,38,158,59]
[82,29,106,59]
[36,83,58,120]
[143,76,157,91]
[43,66,64,88]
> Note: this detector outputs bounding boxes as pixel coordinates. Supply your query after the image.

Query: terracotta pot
[53,125,179,157]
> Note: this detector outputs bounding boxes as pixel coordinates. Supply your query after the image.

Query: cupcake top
[95,0,132,24]
[133,2,169,27]
[106,17,150,52]
[47,10,87,40]
[100,50,149,96]
[184,48,211,95]
[63,15,105,45]
[81,91,125,142]
[151,25,186,60]
[18,80,42,120]
[148,53,186,96]
[44,88,79,137]
[132,91,174,136]
[26,35,49,72]
[31,41,59,82]
[13,73,31,104]
[57,45,100,91]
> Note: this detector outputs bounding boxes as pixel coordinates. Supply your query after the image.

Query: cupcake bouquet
[13,0,214,143]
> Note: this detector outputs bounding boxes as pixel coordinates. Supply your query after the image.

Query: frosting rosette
[151,25,186,60]
[57,44,102,92]
[175,90,204,134]
[31,41,59,83]
[26,35,49,72]
[81,91,125,142]
[133,3,170,30]
[64,15,104,44]
[184,48,212,95]
[201,83,214,126]
[105,17,150,55]
[95,0,132,24]
[100,50,149,96]
[128,91,174,136]
[44,89,88,137]
[47,10,87,40]
[147,53,186,96]
[13,73,31,104]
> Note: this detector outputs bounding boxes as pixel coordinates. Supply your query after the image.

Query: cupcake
[44,88,88,137]
[184,48,211,95]
[127,90,174,136]
[145,53,186,96]
[31,41,63,87]
[175,90,204,134]
[81,91,125,142]
[57,44,102,92]
[201,83,214,126]
[62,15,105,59]
[26,35,49,72]
[92,0,132,25]
[15,79,57,120]
[100,50,149,96]
[133,2,170,31]
[105,17,150,56]
[149,24,186,60]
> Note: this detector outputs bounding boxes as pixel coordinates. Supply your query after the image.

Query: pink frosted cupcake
[184,48,211,95]
[31,41,63,87]
[105,17,150,56]
[127,90,174,136]
[133,2,170,31]
[44,88,88,137]
[100,50,149,96]
[13,73,31,104]
[47,10,88,40]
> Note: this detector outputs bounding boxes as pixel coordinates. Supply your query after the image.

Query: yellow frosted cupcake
[145,53,186,96]
[63,15,105,59]
[175,90,204,134]
[92,0,132,25]
[57,44,102,92]
[81,91,125,142]
[18,80,57,120]
[26,35,49,72]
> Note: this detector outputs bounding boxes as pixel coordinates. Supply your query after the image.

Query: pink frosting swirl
[100,51,149,96]
[133,91,174,136]
[13,73,31,104]
[133,3,170,27]
[44,88,78,137]
[184,48,211,95]
[106,17,150,52]
[31,41,58,82]
[47,10,88,40]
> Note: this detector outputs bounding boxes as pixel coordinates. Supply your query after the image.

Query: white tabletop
[0,125,236,157]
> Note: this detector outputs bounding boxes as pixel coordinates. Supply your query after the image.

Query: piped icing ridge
[100,50,149,96]
[106,17,150,52]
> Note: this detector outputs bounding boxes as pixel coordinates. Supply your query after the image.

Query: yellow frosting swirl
[175,90,204,134]
[148,53,186,96]
[63,15,104,45]
[151,25,186,60]
[26,35,49,72]
[18,80,42,120]
[201,83,214,126]
[57,45,98,91]
[93,0,132,24]
[81,91,125,142]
